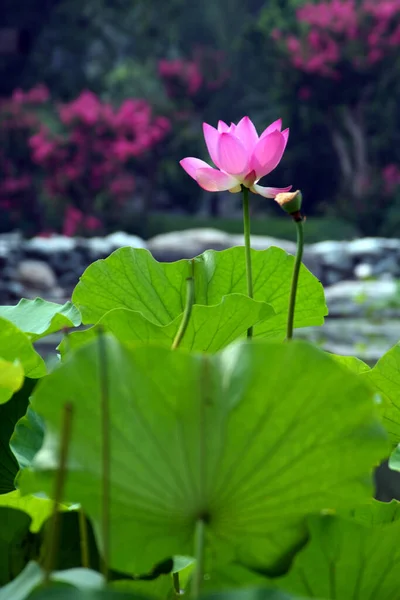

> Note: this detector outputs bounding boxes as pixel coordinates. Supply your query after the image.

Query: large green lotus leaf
[72,247,327,338]
[0,299,81,342]
[28,587,306,600]
[273,511,400,600]
[203,589,319,600]
[329,354,370,375]
[60,295,274,356]
[11,406,45,470]
[0,378,36,494]
[343,499,400,525]
[110,557,193,597]
[0,491,52,532]
[0,507,36,586]
[110,575,173,599]
[20,337,386,574]
[361,343,400,445]
[0,561,104,600]
[0,318,45,379]
[0,358,24,404]
[29,590,155,599]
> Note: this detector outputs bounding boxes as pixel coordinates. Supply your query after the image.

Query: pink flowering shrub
[158,48,229,105]
[272,0,400,81]
[0,85,49,232]
[29,90,170,235]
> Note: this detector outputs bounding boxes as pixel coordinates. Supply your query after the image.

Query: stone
[106,231,147,250]
[347,237,400,257]
[373,255,400,277]
[229,234,297,254]
[354,263,373,280]
[16,259,57,291]
[324,280,399,317]
[147,228,233,261]
[24,235,76,256]
[85,236,114,259]
[297,317,400,363]
[308,240,353,270]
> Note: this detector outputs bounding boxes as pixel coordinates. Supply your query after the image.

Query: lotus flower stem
[172,260,195,350]
[192,518,206,599]
[98,328,110,581]
[242,185,254,338]
[78,507,90,569]
[44,402,74,584]
[286,218,304,340]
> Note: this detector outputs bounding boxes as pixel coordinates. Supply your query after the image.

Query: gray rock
[308,240,353,270]
[16,259,57,291]
[106,231,147,250]
[297,317,400,363]
[24,235,76,256]
[373,255,400,277]
[148,228,298,262]
[147,228,233,261]
[324,280,399,317]
[347,237,400,257]
[354,263,373,280]
[85,236,114,259]
[230,234,296,254]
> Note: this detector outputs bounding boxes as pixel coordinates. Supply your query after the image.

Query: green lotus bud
[275,189,303,216]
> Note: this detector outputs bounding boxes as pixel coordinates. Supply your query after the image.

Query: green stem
[173,572,181,595]
[172,261,195,350]
[286,218,304,340]
[191,518,206,600]
[78,507,90,569]
[44,402,74,585]
[242,186,253,338]
[98,329,110,581]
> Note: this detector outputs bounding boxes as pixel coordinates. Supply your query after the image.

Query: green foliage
[71,247,327,340]
[362,343,400,445]
[0,358,24,405]
[61,295,274,355]
[21,337,386,575]
[273,506,400,599]
[1,224,400,598]
[0,300,81,342]
[0,379,36,494]
[0,319,45,379]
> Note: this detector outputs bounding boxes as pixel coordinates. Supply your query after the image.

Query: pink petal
[260,118,282,139]
[217,133,248,175]
[250,131,286,179]
[282,128,289,150]
[217,120,230,133]
[251,183,292,198]
[203,123,221,167]
[180,157,212,180]
[196,167,239,192]
[235,116,259,153]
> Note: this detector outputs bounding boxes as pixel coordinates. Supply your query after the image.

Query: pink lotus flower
[180,117,291,198]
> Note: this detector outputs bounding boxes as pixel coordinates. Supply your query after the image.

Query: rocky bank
[1,228,400,361]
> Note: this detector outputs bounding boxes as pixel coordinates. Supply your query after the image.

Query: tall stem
[78,507,90,568]
[98,329,110,581]
[286,218,304,340]
[44,402,74,584]
[242,186,253,339]
[172,260,195,350]
[191,518,206,600]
